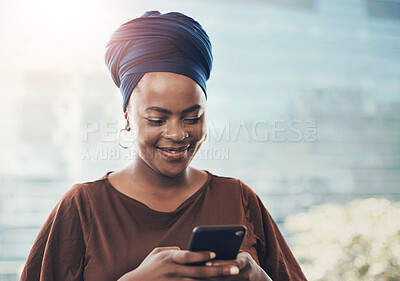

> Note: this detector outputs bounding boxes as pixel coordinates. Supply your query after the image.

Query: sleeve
[239,181,307,281]
[19,184,91,281]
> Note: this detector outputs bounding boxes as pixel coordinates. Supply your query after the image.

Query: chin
[156,163,189,178]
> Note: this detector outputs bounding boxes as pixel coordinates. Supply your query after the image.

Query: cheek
[133,121,160,146]
[188,121,207,142]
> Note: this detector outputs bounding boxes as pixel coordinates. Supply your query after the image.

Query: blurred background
[0,0,399,280]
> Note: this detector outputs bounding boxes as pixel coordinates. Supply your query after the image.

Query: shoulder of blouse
[208,173,259,202]
[55,178,105,246]
[62,173,111,204]
[209,173,262,220]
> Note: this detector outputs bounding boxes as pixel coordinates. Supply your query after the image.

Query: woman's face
[126,72,207,177]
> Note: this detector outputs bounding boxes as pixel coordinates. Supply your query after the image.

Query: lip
[157,145,190,151]
[156,145,190,160]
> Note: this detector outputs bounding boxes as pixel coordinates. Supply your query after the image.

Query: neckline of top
[102,170,213,215]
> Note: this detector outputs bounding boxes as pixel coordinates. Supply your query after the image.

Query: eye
[146,118,166,126]
[183,117,201,124]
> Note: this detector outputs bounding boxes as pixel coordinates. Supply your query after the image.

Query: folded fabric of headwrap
[105,10,213,112]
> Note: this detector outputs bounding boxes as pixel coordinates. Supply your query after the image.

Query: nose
[164,119,189,142]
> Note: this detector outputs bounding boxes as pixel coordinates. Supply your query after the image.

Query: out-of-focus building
[0,0,399,279]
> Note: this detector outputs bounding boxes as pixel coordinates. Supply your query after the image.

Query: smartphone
[187,225,247,264]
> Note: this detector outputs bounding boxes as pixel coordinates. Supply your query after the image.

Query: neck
[125,156,191,193]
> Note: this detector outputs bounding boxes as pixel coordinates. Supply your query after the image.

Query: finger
[205,260,236,267]
[235,252,251,270]
[170,250,216,265]
[150,246,181,255]
[207,253,251,269]
[173,264,239,278]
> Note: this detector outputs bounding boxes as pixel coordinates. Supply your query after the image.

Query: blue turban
[105,11,213,112]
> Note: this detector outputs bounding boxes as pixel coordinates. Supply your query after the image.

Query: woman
[20,11,307,281]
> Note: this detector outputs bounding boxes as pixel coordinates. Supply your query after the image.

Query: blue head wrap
[105,11,213,112]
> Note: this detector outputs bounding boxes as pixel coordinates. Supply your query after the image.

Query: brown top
[20,171,307,281]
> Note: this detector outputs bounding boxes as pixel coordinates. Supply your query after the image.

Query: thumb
[149,246,181,256]
[140,246,181,266]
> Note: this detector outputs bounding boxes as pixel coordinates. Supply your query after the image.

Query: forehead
[131,72,206,112]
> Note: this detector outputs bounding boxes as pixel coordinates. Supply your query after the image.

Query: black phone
[187,225,247,264]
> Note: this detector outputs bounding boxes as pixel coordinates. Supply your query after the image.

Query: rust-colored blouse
[20,171,307,281]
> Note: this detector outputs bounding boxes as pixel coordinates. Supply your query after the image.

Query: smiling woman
[125,72,207,178]
[19,10,307,281]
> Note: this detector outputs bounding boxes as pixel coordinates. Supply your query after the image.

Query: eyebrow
[145,104,202,115]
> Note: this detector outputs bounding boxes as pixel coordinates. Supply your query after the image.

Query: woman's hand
[204,251,273,281]
[117,246,243,281]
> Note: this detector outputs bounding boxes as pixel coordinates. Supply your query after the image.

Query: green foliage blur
[285,199,400,281]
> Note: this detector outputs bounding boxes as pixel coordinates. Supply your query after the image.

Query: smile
[156,145,190,160]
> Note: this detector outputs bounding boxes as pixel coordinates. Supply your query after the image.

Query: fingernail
[209,252,216,259]
[205,261,213,266]
[230,266,239,275]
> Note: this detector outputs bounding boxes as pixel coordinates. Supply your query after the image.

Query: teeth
[160,147,187,153]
